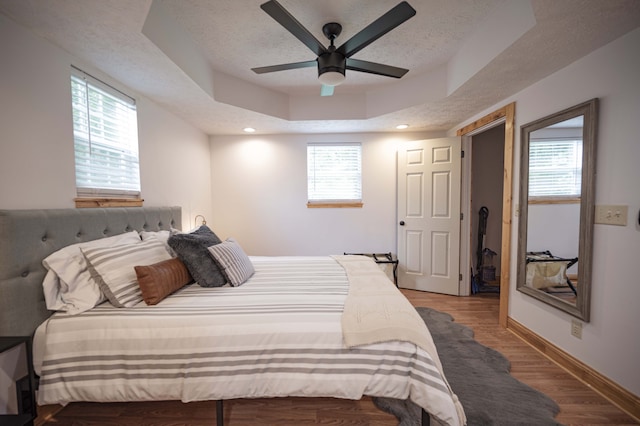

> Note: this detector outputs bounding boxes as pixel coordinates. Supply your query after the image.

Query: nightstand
[0,337,37,426]
[344,252,399,287]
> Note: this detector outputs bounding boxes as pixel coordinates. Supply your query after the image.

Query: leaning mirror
[517,99,598,321]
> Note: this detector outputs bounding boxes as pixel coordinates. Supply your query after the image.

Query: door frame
[456,102,515,328]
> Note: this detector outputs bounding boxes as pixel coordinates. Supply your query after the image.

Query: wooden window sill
[528,197,580,205]
[307,202,363,209]
[75,198,144,208]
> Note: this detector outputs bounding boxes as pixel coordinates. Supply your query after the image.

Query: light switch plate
[595,205,628,226]
[571,319,582,339]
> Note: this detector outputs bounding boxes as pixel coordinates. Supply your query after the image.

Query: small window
[307,143,362,208]
[71,67,141,200]
[528,138,582,199]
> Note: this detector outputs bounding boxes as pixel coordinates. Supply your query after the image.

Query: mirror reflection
[525,116,582,304]
[517,99,597,321]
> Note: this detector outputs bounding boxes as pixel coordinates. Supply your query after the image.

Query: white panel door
[397,138,461,294]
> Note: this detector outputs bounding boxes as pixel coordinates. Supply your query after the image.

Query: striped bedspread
[35,256,463,426]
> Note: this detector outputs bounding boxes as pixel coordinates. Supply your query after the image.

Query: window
[70,67,141,201]
[528,138,582,199]
[307,143,362,207]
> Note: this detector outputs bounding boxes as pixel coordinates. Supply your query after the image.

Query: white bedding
[35,256,463,426]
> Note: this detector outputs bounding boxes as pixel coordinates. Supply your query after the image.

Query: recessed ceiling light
[243,127,256,133]
[396,124,409,130]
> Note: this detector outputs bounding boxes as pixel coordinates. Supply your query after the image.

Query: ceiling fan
[252,0,417,96]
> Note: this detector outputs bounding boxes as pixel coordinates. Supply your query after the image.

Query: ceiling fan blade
[260,0,327,57]
[252,60,317,74]
[320,84,334,96]
[346,58,408,78]
[336,1,416,58]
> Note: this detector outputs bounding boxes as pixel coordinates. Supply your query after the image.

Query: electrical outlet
[595,205,628,226]
[571,319,582,339]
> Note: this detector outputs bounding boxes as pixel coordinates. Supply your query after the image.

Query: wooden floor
[37,290,638,426]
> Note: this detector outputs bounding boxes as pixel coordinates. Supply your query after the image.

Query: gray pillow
[167,225,226,287]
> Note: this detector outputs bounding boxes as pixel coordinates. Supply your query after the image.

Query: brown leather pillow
[135,258,192,305]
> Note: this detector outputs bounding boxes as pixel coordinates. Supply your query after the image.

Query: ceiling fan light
[318,70,345,87]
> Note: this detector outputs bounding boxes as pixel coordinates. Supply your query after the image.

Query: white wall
[527,203,580,275]
[209,132,442,256]
[0,15,212,230]
[453,28,640,395]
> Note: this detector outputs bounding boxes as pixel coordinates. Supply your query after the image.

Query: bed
[0,207,465,426]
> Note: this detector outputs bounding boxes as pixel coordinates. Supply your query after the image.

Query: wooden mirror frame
[517,99,598,321]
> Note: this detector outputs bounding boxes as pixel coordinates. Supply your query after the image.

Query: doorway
[396,104,515,327]
[458,103,515,327]
[468,124,504,295]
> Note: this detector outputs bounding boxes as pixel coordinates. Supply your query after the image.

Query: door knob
[399,221,405,226]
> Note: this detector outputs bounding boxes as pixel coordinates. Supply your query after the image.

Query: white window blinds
[307,143,362,202]
[71,67,140,198]
[528,138,582,197]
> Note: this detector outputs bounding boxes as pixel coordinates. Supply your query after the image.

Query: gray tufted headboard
[0,207,182,337]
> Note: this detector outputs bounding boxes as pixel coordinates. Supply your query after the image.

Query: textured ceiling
[1,0,639,135]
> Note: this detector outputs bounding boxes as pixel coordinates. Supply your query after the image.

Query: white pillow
[139,230,175,256]
[139,230,170,243]
[42,231,141,314]
[82,240,172,307]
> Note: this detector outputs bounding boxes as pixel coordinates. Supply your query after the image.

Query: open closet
[467,124,505,295]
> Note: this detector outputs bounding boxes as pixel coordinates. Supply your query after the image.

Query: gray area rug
[373,307,561,426]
